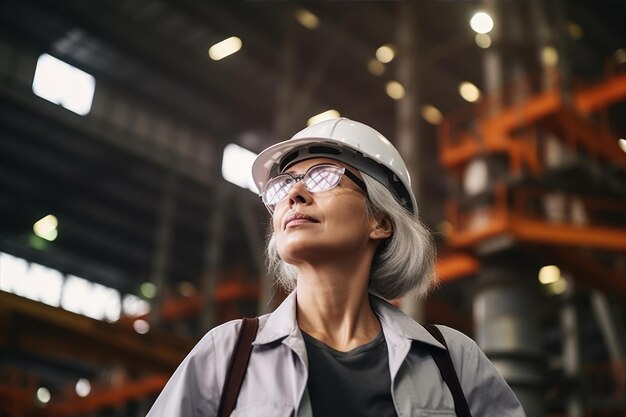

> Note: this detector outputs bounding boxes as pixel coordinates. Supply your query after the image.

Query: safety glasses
[259,163,367,214]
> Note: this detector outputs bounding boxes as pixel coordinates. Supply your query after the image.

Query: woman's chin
[278,242,331,265]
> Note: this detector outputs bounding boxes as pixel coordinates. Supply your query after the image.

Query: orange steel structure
[0,292,192,417]
[435,252,480,283]
[438,61,626,415]
[445,185,626,253]
[0,376,169,417]
[0,381,36,417]
[440,69,626,176]
[40,375,168,417]
[438,63,626,297]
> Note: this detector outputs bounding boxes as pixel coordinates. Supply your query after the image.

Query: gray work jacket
[146,292,525,417]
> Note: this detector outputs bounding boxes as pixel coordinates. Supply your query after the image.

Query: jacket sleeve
[440,326,527,417]
[146,322,240,417]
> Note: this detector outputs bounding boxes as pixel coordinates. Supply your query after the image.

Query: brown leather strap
[217,317,259,417]
[424,324,472,417]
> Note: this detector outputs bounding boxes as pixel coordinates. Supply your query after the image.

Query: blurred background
[1,0,625,416]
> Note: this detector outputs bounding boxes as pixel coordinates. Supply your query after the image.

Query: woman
[147,118,525,417]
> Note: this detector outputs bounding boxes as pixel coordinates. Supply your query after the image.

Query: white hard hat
[252,118,417,214]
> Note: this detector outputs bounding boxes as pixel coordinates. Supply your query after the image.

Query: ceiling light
[475,34,491,49]
[538,265,561,285]
[222,143,258,192]
[541,46,559,66]
[32,54,96,116]
[33,214,58,241]
[470,12,494,34]
[75,379,91,398]
[208,36,242,61]
[458,81,481,102]
[421,105,443,125]
[385,81,405,100]
[122,294,151,317]
[307,109,340,126]
[376,44,395,64]
[294,8,319,29]
[140,282,157,299]
[133,319,150,334]
[619,138,626,153]
[367,59,385,76]
[36,387,51,404]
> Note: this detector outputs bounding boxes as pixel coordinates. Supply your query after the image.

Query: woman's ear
[370,213,393,240]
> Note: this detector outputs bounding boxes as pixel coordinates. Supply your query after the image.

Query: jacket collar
[253,290,445,350]
[253,290,299,345]
[370,294,445,350]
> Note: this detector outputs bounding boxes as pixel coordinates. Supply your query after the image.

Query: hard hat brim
[252,136,417,214]
[252,136,347,192]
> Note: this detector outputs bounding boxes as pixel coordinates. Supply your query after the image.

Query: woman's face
[271,157,385,265]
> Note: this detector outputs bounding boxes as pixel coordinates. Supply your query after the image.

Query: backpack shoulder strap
[423,324,472,417]
[217,317,259,417]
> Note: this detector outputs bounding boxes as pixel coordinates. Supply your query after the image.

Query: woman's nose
[287,181,312,209]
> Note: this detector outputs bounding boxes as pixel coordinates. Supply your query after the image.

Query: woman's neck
[295,259,381,352]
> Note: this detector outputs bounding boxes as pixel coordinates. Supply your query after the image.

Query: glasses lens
[263,175,293,205]
[304,165,343,192]
[261,164,345,212]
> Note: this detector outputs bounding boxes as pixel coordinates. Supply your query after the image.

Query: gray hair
[266,173,438,300]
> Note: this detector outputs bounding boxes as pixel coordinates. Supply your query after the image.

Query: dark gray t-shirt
[302,330,398,417]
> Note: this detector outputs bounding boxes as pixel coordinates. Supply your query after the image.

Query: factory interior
[1,0,625,416]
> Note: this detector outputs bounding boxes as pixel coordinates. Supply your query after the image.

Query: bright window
[32,53,96,116]
[222,143,258,192]
[0,252,142,322]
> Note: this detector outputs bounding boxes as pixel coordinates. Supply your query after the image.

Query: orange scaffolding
[438,59,626,417]
[439,69,626,175]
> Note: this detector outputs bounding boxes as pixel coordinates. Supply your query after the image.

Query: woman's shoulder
[428,325,486,370]
[429,325,526,416]
[191,314,271,355]
[432,324,478,349]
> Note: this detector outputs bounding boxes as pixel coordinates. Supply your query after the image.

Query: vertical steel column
[590,290,626,409]
[591,291,626,367]
[503,1,531,104]
[274,7,297,141]
[236,196,272,315]
[200,184,229,332]
[395,0,420,196]
[552,0,572,102]
[395,0,423,322]
[474,3,549,416]
[529,0,558,91]
[482,0,503,114]
[149,169,177,326]
[473,253,545,417]
[561,276,583,417]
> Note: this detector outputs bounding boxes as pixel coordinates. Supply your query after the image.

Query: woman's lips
[286,219,314,227]
[283,213,319,229]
